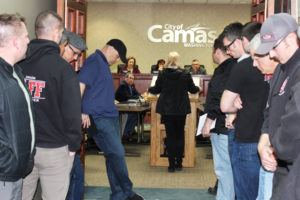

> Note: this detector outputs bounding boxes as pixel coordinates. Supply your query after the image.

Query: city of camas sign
[147,23,217,48]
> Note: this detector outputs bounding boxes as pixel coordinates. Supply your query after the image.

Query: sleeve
[186,73,200,94]
[272,81,300,162]
[261,101,270,134]
[78,58,97,87]
[204,85,223,120]
[132,84,140,98]
[115,84,131,102]
[61,66,82,152]
[225,62,245,94]
[148,73,163,94]
[134,67,141,74]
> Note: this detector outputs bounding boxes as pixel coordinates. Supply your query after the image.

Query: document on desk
[196,113,216,136]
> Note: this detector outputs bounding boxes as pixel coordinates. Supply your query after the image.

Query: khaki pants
[22,146,74,200]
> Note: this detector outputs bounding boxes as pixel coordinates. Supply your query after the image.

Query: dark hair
[213,34,226,53]
[242,21,261,42]
[156,59,165,66]
[222,22,243,42]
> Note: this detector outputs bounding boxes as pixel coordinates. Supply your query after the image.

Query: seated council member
[148,51,200,172]
[185,59,207,75]
[115,72,140,141]
[120,56,140,74]
[151,59,165,74]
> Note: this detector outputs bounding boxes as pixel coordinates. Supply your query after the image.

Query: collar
[237,53,250,62]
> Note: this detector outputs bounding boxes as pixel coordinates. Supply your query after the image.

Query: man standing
[0,13,34,200]
[79,39,144,200]
[20,10,82,200]
[255,13,300,200]
[115,72,140,141]
[60,30,87,200]
[201,35,236,200]
[60,30,87,65]
[220,21,269,199]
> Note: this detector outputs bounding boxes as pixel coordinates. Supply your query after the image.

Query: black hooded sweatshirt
[148,67,199,115]
[19,39,81,152]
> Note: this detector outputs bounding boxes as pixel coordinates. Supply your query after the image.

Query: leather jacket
[0,57,35,181]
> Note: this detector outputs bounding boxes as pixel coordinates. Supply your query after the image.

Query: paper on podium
[196,113,216,136]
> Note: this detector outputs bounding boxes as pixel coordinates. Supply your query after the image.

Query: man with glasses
[60,30,87,67]
[255,13,300,199]
[59,30,87,200]
[115,72,140,142]
[220,21,269,199]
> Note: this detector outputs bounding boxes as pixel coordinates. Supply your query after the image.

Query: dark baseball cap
[106,39,127,63]
[255,13,298,55]
[61,30,88,51]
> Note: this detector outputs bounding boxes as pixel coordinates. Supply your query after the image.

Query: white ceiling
[87,0,251,4]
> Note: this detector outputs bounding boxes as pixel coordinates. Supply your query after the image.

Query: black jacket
[19,39,82,152]
[204,58,236,134]
[115,80,140,102]
[148,67,199,115]
[0,57,35,181]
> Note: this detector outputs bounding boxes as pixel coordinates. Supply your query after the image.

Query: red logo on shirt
[24,76,46,102]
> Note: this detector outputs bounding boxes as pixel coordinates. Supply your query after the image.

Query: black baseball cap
[106,39,127,63]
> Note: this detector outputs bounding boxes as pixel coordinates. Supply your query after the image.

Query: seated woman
[151,59,165,74]
[120,56,140,74]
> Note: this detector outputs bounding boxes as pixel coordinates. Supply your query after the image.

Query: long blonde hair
[165,51,182,68]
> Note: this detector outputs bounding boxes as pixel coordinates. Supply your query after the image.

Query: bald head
[35,10,63,43]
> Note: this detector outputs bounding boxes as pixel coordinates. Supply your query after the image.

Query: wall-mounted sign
[147,23,217,48]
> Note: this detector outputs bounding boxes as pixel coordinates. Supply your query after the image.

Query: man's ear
[12,36,19,50]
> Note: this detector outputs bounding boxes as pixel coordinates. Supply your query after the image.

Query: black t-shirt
[225,56,269,143]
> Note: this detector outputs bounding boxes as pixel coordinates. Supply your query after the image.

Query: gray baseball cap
[255,13,298,55]
[61,30,88,51]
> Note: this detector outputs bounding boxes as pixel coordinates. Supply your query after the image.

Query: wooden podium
[149,97,198,167]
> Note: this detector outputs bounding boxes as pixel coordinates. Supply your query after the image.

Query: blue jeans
[211,133,235,200]
[93,117,134,200]
[66,154,84,200]
[123,113,137,136]
[232,141,260,200]
[256,166,274,200]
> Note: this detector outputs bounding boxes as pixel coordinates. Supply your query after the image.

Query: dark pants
[163,115,186,168]
[66,154,84,200]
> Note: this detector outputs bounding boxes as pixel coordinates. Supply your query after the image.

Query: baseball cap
[255,13,298,55]
[62,30,88,51]
[106,39,127,63]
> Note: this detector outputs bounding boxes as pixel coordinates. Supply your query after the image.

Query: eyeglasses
[129,77,134,80]
[224,39,236,51]
[68,44,82,57]
[272,37,284,50]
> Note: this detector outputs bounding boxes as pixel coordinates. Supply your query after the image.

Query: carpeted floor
[84,141,216,200]
[84,186,215,200]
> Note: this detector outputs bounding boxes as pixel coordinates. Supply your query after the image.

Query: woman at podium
[148,51,199,172]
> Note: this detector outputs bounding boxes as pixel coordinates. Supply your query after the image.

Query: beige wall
[87,2,251,74]
[0,0,57,39]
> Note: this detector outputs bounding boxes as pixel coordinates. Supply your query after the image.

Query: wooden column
[149,97,197,167]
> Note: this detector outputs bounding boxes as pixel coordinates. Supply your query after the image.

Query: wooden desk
[116,103,150,143]
[148,97,198,167]
[112,73,212,97]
